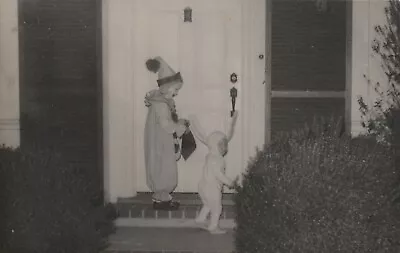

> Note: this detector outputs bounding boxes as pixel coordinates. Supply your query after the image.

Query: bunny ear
[226,112,238,142]
[188,115,208,145]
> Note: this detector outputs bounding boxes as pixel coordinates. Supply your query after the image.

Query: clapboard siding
[394,110,400,167]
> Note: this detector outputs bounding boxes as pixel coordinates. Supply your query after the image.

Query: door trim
[241,0,267,164]
[102,0,267,203]
[265,0,272,144]
[272,91,345,98]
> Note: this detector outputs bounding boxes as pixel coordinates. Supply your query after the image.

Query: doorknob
[230,73,238,83]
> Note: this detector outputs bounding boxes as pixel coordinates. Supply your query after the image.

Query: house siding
[18,0,102,186]
[271,0,347,135]
[394,110,400,166]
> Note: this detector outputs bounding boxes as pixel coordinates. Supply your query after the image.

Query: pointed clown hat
[146,56,183,87]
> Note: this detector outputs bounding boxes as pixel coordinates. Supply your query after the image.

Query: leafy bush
[0,146,116,253]
[234,118,400,253]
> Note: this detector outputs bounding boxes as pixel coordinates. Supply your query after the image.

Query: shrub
[234,118,400,253]
[0,146,116,253]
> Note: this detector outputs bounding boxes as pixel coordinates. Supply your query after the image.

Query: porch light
[184,7,192,22]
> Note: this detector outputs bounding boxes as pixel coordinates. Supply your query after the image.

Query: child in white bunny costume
[188,111,238,234]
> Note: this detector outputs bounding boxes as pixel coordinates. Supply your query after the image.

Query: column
[348,0,389,136]
[102,0,136,203]
[0,0,20,148]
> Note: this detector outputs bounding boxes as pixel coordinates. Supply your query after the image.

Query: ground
[105,227,234,253]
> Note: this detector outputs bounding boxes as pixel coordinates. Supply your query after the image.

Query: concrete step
[115,193,236,229]
[104,227,235,253]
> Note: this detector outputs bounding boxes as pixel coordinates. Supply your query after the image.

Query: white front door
[102,0,266,201]
[133,0,245,192]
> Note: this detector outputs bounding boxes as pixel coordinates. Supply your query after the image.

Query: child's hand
[176,123,187,137]
[178,119,191,134]
[179,119,190,127]
[144,90,157,107]
[227,180,235,189]
[232,111,239,120]
[144,99,151,107]
[232,176,242,188]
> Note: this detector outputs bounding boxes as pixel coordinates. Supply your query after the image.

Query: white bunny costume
[189,112,238,234]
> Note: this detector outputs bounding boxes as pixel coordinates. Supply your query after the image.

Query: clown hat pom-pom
[146,58,160,73]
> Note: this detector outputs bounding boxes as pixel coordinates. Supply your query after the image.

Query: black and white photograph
[0,0,399,252]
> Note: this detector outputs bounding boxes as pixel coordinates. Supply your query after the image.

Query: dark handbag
[180,130,197,161]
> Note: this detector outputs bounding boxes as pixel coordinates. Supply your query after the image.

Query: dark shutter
[271,0,346,136]
[19,0,103,188]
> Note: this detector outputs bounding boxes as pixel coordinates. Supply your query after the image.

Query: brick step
[104,227,235,253]
[117,203,235,219]
[118,192,235,206]
[115,193,236,229]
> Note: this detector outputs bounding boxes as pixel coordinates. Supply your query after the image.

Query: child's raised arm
[227,111,238,142]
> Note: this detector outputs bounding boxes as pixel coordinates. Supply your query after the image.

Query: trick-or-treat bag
[181,130,196,161]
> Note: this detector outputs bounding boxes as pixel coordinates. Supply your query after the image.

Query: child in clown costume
[144,56,190,210]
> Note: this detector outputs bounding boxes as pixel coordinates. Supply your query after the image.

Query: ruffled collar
[145,89,179,122]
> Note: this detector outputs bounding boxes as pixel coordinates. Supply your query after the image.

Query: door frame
[102,0,268,203]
